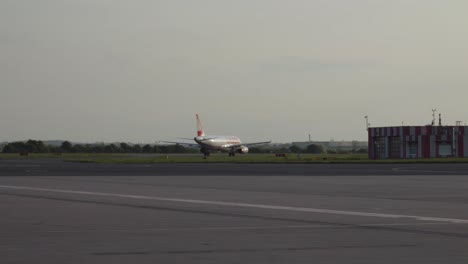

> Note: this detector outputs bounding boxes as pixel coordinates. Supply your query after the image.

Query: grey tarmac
[1,159,468,263]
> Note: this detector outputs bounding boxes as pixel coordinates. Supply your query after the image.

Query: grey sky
[1,0,468,143]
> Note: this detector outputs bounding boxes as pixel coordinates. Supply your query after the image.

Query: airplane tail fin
[196,114,205,136]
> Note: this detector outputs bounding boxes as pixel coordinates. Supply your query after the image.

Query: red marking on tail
[196,114,205,136]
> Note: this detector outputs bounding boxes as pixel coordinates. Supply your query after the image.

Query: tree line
[1,140,367,154]
[1,140,198,154]
[250,144,367,154]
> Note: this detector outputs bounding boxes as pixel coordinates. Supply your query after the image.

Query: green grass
[2,152,468,164]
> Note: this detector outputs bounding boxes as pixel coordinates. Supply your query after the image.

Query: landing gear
[201,147,210,157]
[228,151,236,157]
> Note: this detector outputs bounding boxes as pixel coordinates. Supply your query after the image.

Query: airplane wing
[177,137,196,141]
[231,141,271,148]
[242,141,272,147]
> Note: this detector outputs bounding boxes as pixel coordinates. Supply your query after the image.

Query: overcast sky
[1,0,468,143]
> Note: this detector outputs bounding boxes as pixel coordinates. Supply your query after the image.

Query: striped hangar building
[368,125,468,159]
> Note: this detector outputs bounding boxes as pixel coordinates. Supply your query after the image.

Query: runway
[2,158,468,176]
[1,160,468,263]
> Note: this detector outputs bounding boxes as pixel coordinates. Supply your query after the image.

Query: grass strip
[2,153,468,164]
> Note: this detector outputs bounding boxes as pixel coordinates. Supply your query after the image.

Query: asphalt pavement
[1,159,468,263]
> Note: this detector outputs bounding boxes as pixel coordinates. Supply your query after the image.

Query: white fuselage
[194,135,242,151]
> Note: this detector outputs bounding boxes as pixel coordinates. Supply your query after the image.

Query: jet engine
[237,146,249,154]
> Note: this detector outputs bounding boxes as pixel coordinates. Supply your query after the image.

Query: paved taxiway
[1,159,468,263]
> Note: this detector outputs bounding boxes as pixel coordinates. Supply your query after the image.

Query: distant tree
[103,144,114,153]
[306,144,324,154]
[132,144,142,153]
[173,144,186,153]
[289,145,302,153]
[120,142,131,153]
[152,145,161,153]
[278,147,289,153]
[335,149,351,154]
[142,144,153,153]
[356,148,368,154]
[327,149,337,154]
[60,141,73,153]
[26,140,48,153]
[2,140,49,153]
[49,145,61,153]
[72,144,86,153]
[158,146,169,153]
[248,147,263,153]
[351,140,359,153]
[249,146,270,153]
[90,144,105,153]
[2,143,18,153]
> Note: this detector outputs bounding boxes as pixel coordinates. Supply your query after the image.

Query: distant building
[368,125,468,159]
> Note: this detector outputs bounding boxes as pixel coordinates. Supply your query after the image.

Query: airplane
[162,114,271,157]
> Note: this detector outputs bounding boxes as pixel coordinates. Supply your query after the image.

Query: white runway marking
[1,184,468,224]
